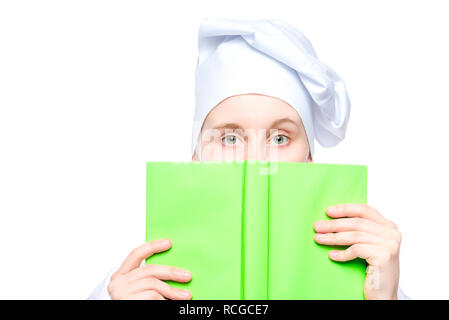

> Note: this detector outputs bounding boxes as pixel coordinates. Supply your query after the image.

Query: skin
[108,93,401,300]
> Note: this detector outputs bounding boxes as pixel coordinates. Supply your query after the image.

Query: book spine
[241,160,270,299]
[266,161,271,300]
[240,160,246,300]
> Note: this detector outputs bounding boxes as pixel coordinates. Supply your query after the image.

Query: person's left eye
[270,135,289,145]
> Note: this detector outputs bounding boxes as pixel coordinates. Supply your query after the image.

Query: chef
[89,18,410,300]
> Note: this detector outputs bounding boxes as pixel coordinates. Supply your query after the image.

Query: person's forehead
[202,94,302,128]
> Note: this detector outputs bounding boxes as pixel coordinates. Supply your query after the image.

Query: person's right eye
[221,134,241,146]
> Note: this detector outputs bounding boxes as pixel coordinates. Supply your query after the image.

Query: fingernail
[161,239,170,246]
[315,233,326,240]
[180,270,191,277]
[327,206,337,213]
[314,221,324,230]
[329,250,339,258]
[180,290,191,298]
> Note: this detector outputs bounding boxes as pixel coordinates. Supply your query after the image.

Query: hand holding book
[107,239,193,300]
[314,204,401,300]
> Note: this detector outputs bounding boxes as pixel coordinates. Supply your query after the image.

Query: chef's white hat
[192,18,351,156]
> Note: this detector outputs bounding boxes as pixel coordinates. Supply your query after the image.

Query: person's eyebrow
[269,117,300,129]
[211,122,245,131]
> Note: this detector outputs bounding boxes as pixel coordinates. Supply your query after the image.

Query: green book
[145,161,367,299]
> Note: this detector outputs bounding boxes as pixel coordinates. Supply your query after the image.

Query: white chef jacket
[88,262,411,300]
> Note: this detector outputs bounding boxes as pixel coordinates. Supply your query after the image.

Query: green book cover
[145,161,367,299]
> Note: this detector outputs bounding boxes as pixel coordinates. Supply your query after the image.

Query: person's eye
[270,135,289,146]
[222,134,241,146]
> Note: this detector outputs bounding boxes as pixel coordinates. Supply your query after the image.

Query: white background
[0,0,448,299]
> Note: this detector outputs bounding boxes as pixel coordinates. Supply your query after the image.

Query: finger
[117,239,172,274]
[314,231,386,246]
[126,264,192,283]
[328,243,394,267]
[314,217,387,235]
[128,277,192,300]
[129,290,166,300]
[327,243,378,262]
[326,204,393,226]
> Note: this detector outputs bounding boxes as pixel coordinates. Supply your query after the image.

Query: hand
[108,239,193,300]
[313,204,401,300]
